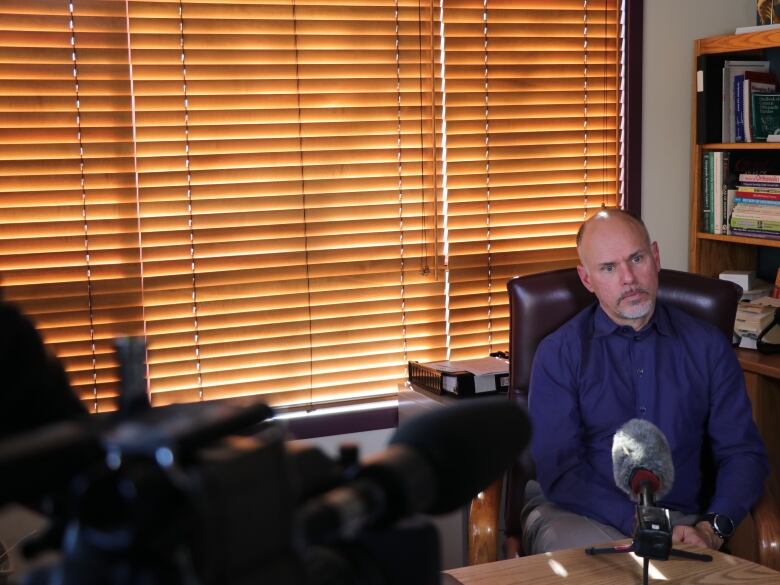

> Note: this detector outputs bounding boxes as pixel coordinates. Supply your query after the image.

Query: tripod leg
[643,557,649,585]
[585,544,634,555]
[668,548,713,562]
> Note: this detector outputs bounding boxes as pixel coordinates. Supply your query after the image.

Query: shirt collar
[592,301,673,338]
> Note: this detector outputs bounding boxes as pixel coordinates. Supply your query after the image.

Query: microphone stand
[584,484,712,585]
[585,542,712,585]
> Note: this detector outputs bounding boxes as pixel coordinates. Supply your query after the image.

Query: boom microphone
[612,418,674,505]
[298,399,531,543]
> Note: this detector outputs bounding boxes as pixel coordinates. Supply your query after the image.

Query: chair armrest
[467,477,502,565]
[754,475,780,571]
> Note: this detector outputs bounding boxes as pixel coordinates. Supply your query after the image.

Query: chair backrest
[502,267,742,538]
[506,267,742,400]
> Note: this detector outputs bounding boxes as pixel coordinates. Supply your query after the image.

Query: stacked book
[730,172,780,239]
[734,296,780,349]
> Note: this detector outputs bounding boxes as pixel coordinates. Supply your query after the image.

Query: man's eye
[602,264,614,272]
[632,255,643,263]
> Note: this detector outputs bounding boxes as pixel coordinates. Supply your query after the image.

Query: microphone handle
[638,481,656,507]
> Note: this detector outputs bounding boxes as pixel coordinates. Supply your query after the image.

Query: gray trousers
[520,481,701,555]
[521,480,627,554]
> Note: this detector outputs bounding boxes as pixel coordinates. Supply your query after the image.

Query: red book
[736,190,780,201]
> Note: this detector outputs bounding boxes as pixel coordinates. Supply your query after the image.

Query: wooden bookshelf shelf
[698,29,780,54]
[702,142,780,150]
[697,232,780,248]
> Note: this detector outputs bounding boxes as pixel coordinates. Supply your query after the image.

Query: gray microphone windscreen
[611,418,674,500]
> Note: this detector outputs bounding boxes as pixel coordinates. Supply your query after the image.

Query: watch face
[713,514,735,537]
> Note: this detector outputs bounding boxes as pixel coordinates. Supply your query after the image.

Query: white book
[712,151,723,234]
[736,23,780,34]
[723,61,770,141]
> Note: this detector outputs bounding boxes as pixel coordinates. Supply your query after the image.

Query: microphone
[297,398,531,543]
[612,418,675,560]
[612,418,674,506]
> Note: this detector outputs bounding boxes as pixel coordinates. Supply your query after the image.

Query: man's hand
[672,522,723,550]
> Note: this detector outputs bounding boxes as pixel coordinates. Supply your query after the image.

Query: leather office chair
[468,267,780,570]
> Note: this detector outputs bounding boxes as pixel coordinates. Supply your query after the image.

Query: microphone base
[584,545,712,585]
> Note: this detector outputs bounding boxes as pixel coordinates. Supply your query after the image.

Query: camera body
[5,401,440,585]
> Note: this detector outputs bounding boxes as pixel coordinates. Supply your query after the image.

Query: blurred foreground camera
[0,340,531,585]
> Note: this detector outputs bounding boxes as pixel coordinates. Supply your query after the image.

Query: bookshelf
[689,29,780,278]
[689,29,780,571]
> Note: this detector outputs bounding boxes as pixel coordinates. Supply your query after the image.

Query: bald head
[575,208,660,331]
[576,209,651,256]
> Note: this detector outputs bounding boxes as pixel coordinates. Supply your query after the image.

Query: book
[742,70,777,142]
[702,152,712,232]
[739,173,780,184]
[736,185,780,194]
[713,151,724,234]
[726,188,737,234]
[736,311,775,332]
[723,60,770,141]
[735,23,780,34]
[732,202,780,216]
[751,93,780,141]
[735,194,780,203]
[731,227,780,240]
[731,216,780,231]
[720,152,731,234]
[735,74,746,142]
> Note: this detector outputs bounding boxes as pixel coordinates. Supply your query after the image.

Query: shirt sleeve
[529,332,636,536]
[704,333,769,524]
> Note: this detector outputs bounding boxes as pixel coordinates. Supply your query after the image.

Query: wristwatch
[700,513,735,543]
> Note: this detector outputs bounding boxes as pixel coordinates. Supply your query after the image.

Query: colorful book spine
[734,196,780,206]
[737,185,780,194]
[736,190,780,201]
[713,151,724,235]
[735,74,746,142]
[702,153,712,233]
[731,216,780,231]
[720,151,731,234]
[731,228,780,241]
[739,173,780,184]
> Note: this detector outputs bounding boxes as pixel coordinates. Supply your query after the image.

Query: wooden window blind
[438,0,622,359]
[0,0,623,413]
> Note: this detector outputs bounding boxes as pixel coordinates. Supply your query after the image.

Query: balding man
[521,209,768,554]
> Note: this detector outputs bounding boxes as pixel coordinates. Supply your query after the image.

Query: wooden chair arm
[467,477,502,565]
[754,476,780,571]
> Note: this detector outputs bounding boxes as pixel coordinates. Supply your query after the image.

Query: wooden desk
[443,541,780,585]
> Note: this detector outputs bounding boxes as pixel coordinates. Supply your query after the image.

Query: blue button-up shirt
[529,301,769,536]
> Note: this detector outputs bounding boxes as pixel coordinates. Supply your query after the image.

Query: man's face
[576,216,661,331]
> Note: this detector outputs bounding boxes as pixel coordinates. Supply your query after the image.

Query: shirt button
[639,406,646,414]
[634,336,640,341]
[637,368,644,376]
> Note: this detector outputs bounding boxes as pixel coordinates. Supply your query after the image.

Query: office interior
[0,0,772,580]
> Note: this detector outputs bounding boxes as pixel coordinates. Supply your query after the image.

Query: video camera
[0,341,530,585]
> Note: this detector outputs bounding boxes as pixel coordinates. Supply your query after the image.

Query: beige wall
[641,0,756,270]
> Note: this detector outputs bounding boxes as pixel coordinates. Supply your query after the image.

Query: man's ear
[651,241,661,271]
[577,264,595,293]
